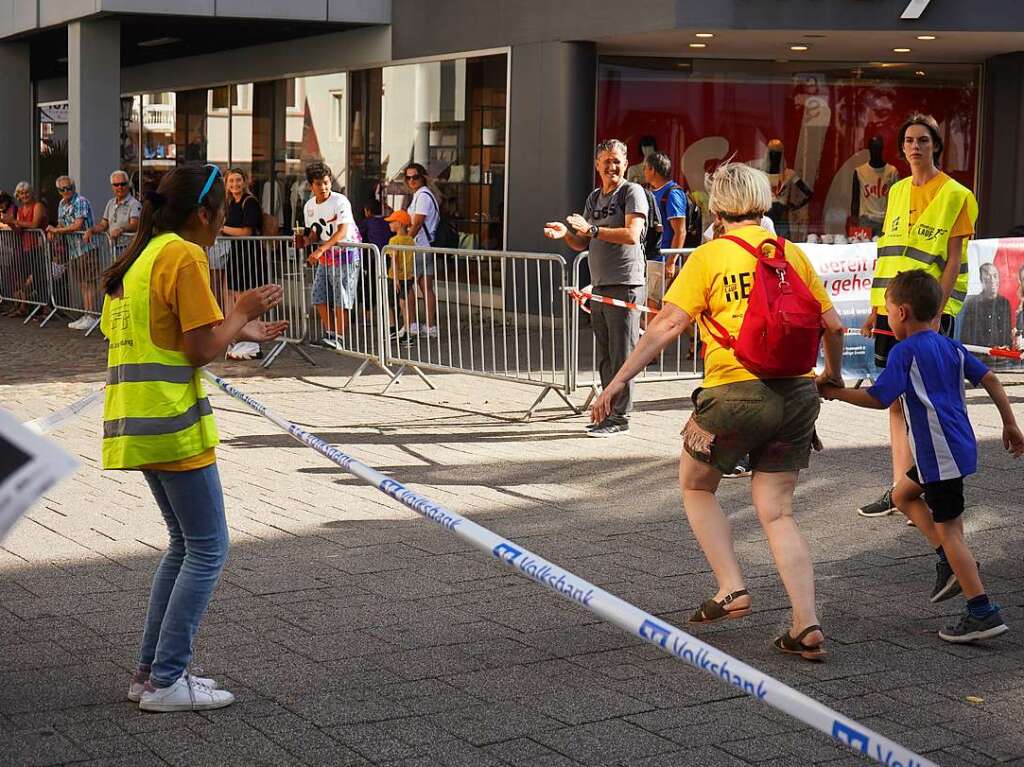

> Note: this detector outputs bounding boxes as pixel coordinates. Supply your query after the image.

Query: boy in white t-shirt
[295,161,361,348]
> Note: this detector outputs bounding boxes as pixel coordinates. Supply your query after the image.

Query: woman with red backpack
[591,162,845,661]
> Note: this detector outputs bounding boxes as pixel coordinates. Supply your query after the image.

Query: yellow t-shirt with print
[664,225,833,389]
[141,238,224,472]
[387,234,416,281]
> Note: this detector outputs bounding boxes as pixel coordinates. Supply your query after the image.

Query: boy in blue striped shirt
[823,270,1023,643]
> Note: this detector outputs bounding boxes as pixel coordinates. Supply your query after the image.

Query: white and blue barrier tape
[200,370,934,767]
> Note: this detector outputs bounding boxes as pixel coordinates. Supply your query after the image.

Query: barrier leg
[523,385,579,420]
[39,307,59,327]
[581,385,598,411]
[22,305,42,325]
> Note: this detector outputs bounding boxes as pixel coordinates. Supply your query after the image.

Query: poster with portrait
[957,238,1024,369]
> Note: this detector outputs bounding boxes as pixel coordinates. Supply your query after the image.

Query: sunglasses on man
[111,181,129,187]
[57,186,74,193]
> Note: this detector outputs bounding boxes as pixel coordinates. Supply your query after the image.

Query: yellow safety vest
[872,176,978,315]
[100,232,219,469]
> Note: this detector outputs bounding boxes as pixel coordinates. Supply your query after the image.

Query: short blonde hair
[708,162,772,221]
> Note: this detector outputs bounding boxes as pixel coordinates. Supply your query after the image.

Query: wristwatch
[588,224,599,239]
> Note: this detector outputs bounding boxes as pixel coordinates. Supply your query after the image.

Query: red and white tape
[566,287,658,315]
[870,327,1022,360]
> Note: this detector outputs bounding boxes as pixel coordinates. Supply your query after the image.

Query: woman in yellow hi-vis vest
[858,114,978,520]
[99,165,286,712]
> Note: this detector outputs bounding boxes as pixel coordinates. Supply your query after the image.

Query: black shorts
[906,466,965,522]
[874,312,955,367]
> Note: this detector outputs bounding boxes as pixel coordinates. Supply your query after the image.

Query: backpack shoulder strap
[720,234,788,260]
[700,310,735,349]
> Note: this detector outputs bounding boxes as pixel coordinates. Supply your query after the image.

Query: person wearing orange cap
[384,209,416,343]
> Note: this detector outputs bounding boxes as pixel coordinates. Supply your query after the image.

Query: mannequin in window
[626,135,658,186]
[851,135,899,238]
[764,138,812,238]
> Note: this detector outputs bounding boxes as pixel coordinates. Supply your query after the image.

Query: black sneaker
[723,457,752,479]
[938,609,1008,643]
[587,420,628,438]
[389,327,406,341]
[857,487,896,517]
[930,560,960,603]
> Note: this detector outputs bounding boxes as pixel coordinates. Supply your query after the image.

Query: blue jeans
[138,464,229,687]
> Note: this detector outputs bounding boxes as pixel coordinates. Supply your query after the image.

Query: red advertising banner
[597,70,978,238]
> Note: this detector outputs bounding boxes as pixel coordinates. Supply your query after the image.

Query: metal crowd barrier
[570,249,701,404]
[212,235,312,369]
[0,228,49,323]
[40,231,130,336]
[380,245,576,417]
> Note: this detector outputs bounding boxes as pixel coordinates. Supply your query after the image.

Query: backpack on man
[701,235,823,378]
[584,183,663,260]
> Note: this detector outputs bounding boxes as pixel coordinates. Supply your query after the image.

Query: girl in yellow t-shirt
[99,165,286,712]
[592,162,845,662]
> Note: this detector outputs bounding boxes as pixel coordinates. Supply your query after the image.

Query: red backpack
[701,235,824,378]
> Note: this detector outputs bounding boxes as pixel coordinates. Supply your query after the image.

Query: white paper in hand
[0,409,80,542]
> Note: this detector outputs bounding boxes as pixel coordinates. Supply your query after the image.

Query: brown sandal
[774,624,826,662]
[688,589,751,624]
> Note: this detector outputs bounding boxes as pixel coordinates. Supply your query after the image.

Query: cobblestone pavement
[2,314,1024,767]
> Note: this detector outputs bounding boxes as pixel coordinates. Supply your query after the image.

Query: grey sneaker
[858,487,896,517]
[938,609,1008,643]
[587,420,628,438]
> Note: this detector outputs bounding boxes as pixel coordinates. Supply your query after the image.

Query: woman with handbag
[591,162,845,661]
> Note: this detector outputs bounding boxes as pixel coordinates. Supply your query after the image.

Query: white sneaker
[83,316,100,333]
[408,322,421,336]
[129,673,218,703]
[68,316,90,330]
[425,325,438,338]
[226,341,260,360]
[138,673,235,712]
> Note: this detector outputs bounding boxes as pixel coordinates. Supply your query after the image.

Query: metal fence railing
[0,228,50,323]
[40,232,130,336]
[380,245,577,417]
[570,249,701,404]
[213,235,312,369]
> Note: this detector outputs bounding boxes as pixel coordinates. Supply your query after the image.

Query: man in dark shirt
[961,263,1012,354]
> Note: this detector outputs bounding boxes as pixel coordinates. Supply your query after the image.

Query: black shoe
[389,327,406,341]
[931,560,960,603]
[858,487,896,517]
[938,609,1008,643]
[587,420,628,438]
[723,457,752,479]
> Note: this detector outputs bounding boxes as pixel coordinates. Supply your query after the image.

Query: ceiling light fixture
[138,36,181,48]
[915,70,926,76]
[917,34,937,40]
[893,47,912,53]
[789,45,810,52]
[695,32,714,38]
[689,42,707,49]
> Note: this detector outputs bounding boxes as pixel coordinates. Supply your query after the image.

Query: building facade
[2,0,1024,257]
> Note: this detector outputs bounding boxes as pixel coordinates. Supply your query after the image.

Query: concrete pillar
[977,52,1024,238]
[68,19,121,209]
[506,41,596,256]
[0,43,33,190]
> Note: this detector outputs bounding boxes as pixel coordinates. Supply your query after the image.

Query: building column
[978,52,1024,238]
[506,41,596,256]
[0,43,33,190]
[68,19,120,208]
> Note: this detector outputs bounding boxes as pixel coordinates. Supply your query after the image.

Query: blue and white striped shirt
[868,331,990,483]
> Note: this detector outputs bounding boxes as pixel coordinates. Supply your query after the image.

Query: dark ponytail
[101,165,225,295]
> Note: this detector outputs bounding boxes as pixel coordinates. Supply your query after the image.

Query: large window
[379,53,507,250]
[597,58,979,239]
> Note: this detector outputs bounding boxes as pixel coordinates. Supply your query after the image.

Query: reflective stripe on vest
[100,232,219,469]
[871,176,978,315]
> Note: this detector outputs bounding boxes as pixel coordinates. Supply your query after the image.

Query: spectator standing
[46,176,97,331]
[591,162,845,660]
[84,170,142,246]
[404,163,440,337]
[960,263,1012,354]
[858,114,978,519]
[0,191,14,226]
[220,168,264,360]
[643,151,687,308]
[296,161,360,349]
[358,199,392,320]
[4,183,48,316]
[544,139,648,437]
